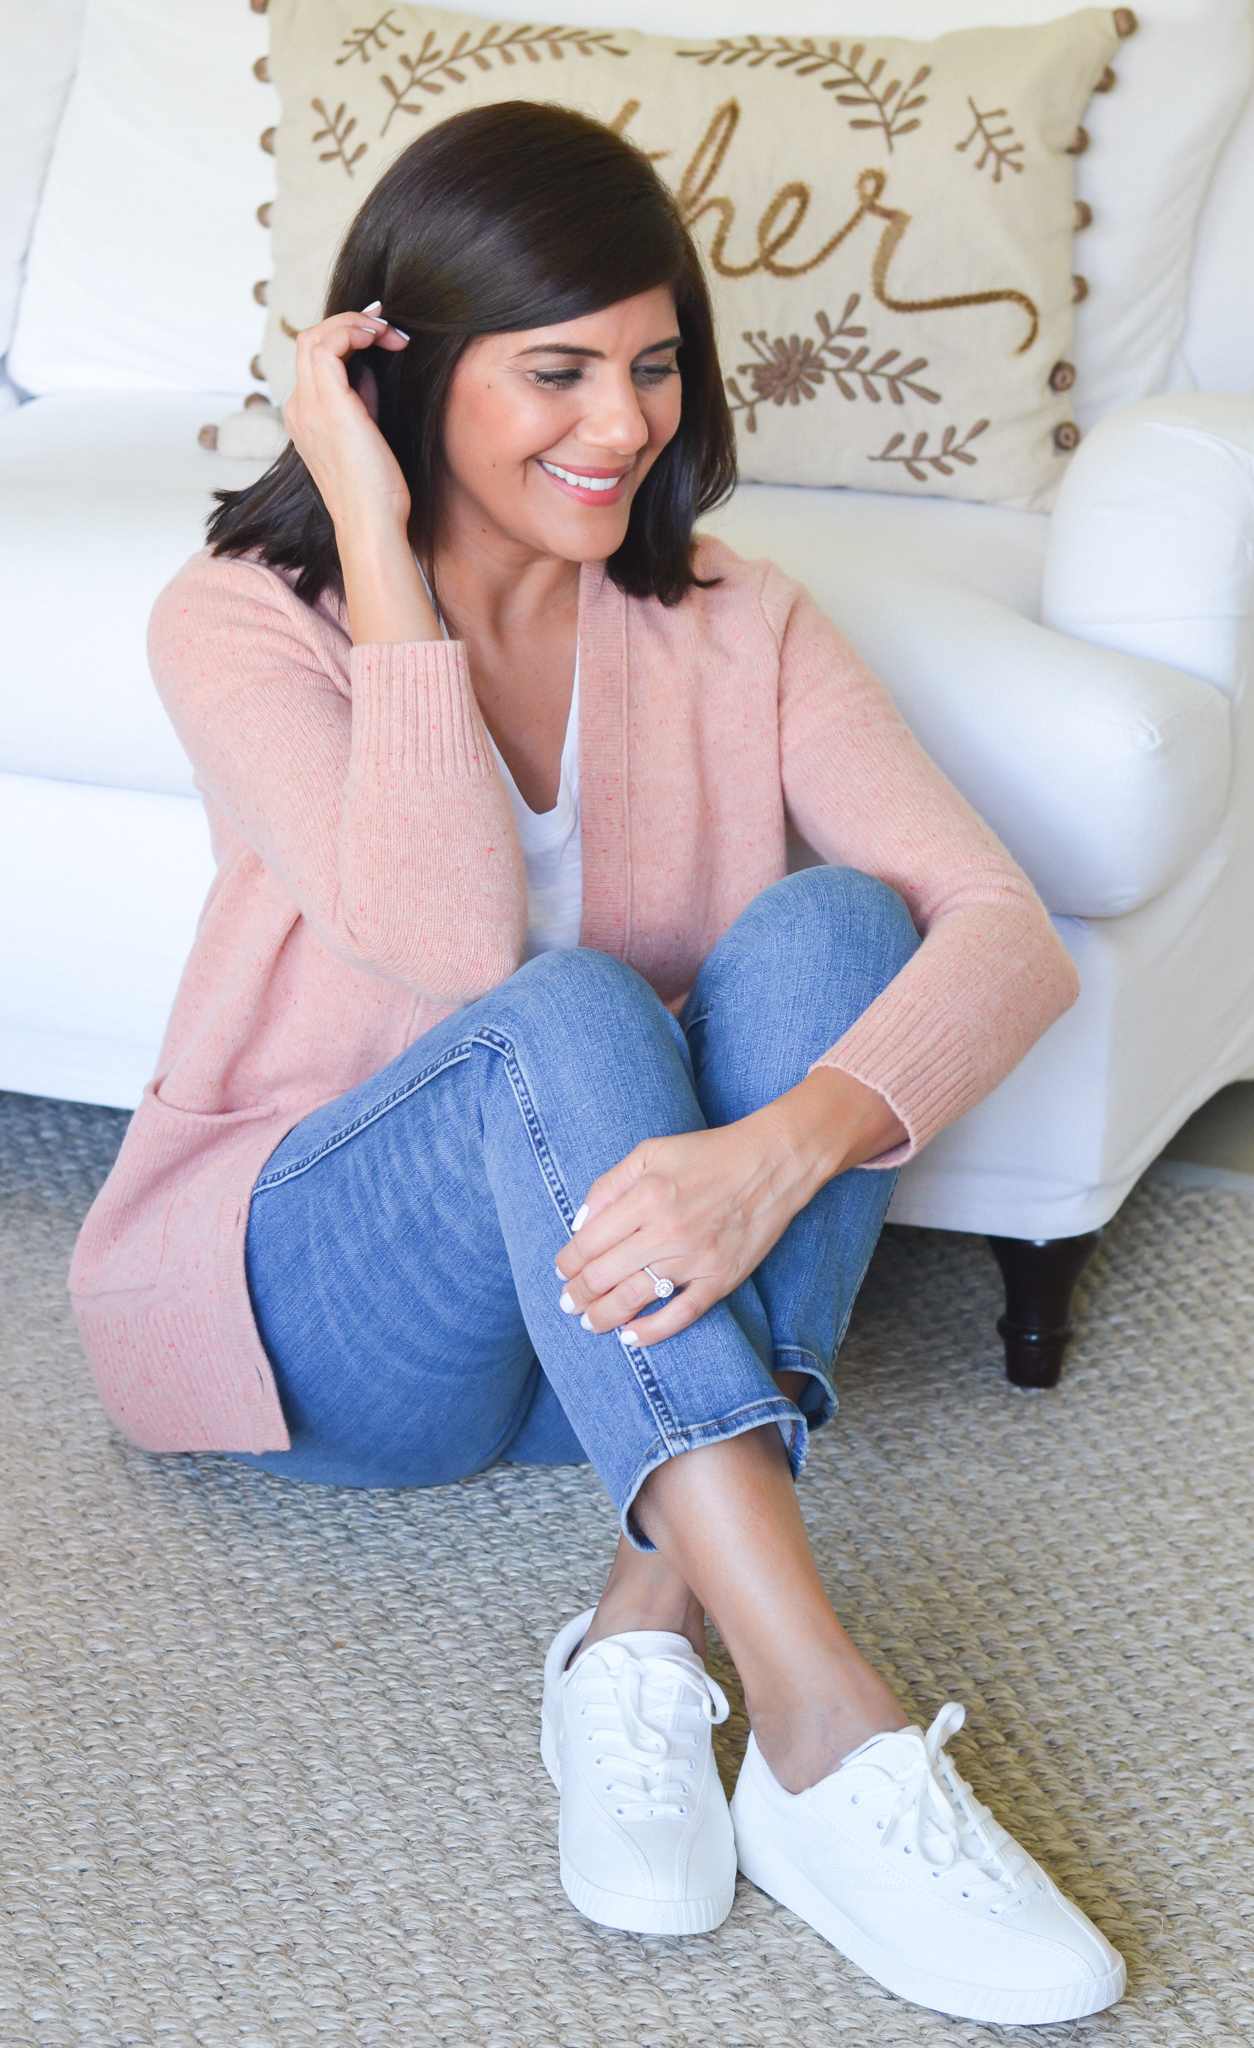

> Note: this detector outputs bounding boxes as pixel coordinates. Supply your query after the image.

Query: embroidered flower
[745,335,827,407]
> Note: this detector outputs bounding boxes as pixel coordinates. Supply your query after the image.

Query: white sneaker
[541,1608,737,1935]
[731,1702,1126,2025]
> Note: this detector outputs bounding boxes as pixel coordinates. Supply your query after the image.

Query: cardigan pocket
[70,1091,279,1298]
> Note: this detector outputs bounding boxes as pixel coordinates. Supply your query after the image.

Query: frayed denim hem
[617,1392,807,1552]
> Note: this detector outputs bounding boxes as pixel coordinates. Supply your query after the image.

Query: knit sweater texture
[70,538,1079,1453]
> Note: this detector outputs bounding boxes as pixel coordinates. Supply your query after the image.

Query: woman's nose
[577,374,651,457]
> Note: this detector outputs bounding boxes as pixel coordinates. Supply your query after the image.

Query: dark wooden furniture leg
[986,1232,1101,1388]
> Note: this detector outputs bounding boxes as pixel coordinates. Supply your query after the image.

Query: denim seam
[253,1041,476,1189]
[473,1026,580,1234]
[480,1034,701,1450]
[615,1333,685,1447]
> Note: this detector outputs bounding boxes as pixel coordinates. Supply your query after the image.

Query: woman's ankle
[581,1586,707,1661]
[749,1694,909,1793]
[580,1535,708,1661]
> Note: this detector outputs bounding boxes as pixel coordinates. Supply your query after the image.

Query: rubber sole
[541,1705,735,1937]
[732,1783,1126,2026]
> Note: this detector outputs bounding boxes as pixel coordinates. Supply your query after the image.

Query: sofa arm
[708,479,1232,920]
[1043,394,1254,697]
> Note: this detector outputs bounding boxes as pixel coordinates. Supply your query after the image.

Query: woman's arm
[149,307,529,1004]
[283,306,439,648]
[772,578,1079,1151]
[150,558,528,1004]
[557,568,1076,1346]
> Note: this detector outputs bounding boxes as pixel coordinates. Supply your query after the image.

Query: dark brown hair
[208,100,736,608]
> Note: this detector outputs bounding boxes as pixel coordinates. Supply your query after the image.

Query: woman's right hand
[283,305,412,541]
[284,306,442,646]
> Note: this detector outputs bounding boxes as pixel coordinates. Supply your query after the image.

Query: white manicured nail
[580,1314,594,1331]
[389,324,410,340]
[559,1291,576,1314]
[572,1205,589,1232]
[620,1328,639,1346]
[361,300,382,314]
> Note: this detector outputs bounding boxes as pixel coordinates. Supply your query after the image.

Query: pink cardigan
[70,538,1078,1453]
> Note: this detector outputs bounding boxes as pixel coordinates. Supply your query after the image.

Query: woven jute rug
[2,1086,1252,2048]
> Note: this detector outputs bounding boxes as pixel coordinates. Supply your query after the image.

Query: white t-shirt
[413,558,584,958]
[487,657,584,960]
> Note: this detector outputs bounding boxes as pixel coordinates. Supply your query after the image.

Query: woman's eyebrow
[513,334,683,360]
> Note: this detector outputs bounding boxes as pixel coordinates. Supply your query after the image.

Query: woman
[71,103,1122,2024]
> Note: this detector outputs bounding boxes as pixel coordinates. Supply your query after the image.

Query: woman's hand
[284,306,411,534]
[555,1068,907,1346]
[284,306,439,645]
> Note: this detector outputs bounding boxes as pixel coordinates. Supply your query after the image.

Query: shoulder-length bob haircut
[208,100,736,609]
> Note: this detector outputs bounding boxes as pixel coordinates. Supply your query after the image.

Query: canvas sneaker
[731,1701,1125,2025]
[541,1608,737,1935]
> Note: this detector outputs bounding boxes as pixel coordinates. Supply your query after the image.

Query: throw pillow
[262,0,1123,507]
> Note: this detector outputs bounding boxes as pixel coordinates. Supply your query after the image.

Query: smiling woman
[71,102,1122,2025]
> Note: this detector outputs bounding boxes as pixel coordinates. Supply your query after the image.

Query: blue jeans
[239,868,919,1543]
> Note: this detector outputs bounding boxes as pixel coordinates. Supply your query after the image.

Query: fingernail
[620,1328,639,1346]
[572,1205,588,1232]
[361,300,382,314]
[559,1291,576,1314]
[580,1314,594,1331]
[389,325,410,340]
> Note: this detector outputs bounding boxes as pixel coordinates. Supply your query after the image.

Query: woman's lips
[538,459,632,507]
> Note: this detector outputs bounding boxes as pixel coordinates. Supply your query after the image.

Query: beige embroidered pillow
[260,3,1126,508]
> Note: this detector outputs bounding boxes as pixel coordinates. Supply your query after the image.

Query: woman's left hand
[555,1068,906,1346]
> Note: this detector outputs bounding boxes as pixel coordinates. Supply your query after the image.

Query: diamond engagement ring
[643,1265,675,1301]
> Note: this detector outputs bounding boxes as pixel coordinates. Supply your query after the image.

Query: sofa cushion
[0,390,1230,921]
[0,392,266,797]
[0,771,213,1110]
[0,0,86,367]
[6,0,275,395]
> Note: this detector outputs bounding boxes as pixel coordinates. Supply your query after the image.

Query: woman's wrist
[755,1067,907,1197]
[339,519,442,647]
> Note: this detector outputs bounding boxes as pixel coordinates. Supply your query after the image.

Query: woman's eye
[531,369,582,390]
[635,363,679,385]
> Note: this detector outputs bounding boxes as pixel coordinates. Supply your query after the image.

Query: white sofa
[3,0,1254,1381]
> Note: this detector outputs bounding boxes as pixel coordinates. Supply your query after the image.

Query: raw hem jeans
[239,867,919,1545]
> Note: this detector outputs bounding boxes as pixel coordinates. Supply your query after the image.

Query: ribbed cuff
[349,640,492,779]
[810,999,977,1164]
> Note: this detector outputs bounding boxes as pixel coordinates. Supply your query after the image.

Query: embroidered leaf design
[726,296,941,431]
[311,99,368,174]
[379,23,629,133]
[955,99,1025,181]
[870,419,990,480]
[335,10,405,64]
[677,39,930,151]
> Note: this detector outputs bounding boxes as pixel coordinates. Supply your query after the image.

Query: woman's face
[438,286,683,565]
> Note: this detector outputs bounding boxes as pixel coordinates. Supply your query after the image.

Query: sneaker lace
[578,1643,730,1821]
[875,1703,1027,1901]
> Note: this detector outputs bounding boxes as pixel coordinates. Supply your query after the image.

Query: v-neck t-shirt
[486,657,583,960]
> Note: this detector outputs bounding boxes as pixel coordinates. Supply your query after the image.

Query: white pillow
[0,0,87,368]
[1179,76,1254,395]
[8,0,1250,421]
[7,0,276,395]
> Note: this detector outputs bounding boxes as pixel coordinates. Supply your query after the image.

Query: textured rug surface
[2,1087,1253,2048]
